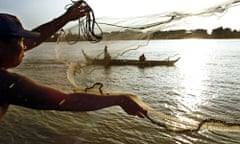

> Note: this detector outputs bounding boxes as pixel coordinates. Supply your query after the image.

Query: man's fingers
[137,111,147,118]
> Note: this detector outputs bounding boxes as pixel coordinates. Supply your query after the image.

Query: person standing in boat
[104,45,111,67]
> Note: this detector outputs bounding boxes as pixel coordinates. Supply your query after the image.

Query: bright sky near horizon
[0,0,240,31]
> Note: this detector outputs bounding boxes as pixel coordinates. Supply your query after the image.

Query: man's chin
[7,60,21,69]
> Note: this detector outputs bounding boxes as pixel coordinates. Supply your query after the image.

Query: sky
[0,0,240,31]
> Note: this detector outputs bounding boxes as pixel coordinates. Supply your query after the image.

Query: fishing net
[54,0,240,133]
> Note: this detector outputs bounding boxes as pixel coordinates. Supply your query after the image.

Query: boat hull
[90,57,180,67]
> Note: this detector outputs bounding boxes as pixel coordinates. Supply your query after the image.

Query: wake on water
[53,0,240,134]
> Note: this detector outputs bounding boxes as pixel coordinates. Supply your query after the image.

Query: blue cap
[0,13,40,38]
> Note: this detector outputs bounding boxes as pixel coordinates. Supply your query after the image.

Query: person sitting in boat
[139,54,146,62]
[104,45,111,67]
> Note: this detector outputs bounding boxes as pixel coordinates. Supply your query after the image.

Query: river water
[0,39,240,144]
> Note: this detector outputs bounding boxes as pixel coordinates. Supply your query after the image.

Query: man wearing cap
[0,3,147,121]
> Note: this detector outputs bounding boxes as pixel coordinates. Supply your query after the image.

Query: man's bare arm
[24,2,91,50]
[7,73,147,118]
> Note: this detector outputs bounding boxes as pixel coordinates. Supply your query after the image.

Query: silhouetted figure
[104,45,111,67]
[139,54,146,62]
[139,54,146,67]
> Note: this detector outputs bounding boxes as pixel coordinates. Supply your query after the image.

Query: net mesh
[54,0,240,133]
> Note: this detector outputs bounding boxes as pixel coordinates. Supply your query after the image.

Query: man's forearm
[24,13,69,50]
[56,93,124,112]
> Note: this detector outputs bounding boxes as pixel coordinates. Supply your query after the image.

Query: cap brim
[11,30,40,38]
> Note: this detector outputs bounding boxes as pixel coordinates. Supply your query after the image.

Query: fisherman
[104,45,111,67]
[138,53,146,67]
[0,2,147,121]
[139,54,146,62]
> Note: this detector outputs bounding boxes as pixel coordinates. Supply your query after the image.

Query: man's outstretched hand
[119,94,148,118]
[64,1,92,21]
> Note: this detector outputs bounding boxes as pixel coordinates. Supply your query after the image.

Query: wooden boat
[82,50,180,67]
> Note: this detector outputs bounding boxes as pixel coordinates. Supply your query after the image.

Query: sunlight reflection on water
[176,39,217,113]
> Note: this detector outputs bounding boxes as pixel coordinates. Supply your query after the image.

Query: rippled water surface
[1,39,240,144]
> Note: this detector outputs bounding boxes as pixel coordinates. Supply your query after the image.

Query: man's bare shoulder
[0,70,35,90]
[0,69,27,80]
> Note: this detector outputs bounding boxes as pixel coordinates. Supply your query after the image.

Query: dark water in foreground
[1,39,240,144]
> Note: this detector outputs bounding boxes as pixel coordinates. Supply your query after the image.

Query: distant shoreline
[46,27,240,42]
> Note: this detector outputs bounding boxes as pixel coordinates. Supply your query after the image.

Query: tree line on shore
[46,27,240,42]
